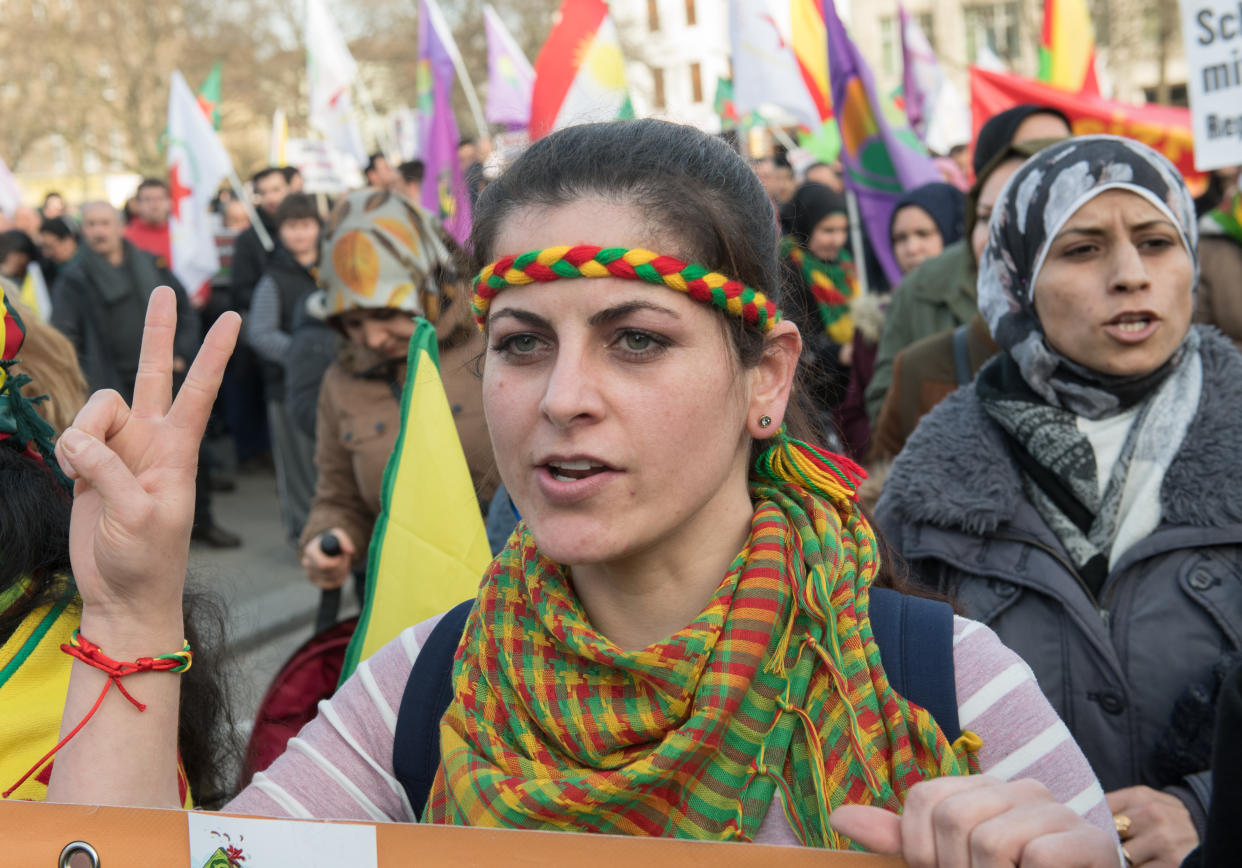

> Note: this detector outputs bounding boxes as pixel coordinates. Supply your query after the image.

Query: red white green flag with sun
[529,0,632,139]
[167,70,234,304]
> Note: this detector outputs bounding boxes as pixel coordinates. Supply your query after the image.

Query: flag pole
[845,189,870,296]
[226,168,274,253]
[425,0,490,139]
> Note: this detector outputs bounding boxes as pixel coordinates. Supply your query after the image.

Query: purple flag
[483,4,534,128]
[418,0,472,244]
[822,0,941,285]
[899,6,928,137]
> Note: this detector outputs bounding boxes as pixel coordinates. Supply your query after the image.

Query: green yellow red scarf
[1209,191,1242,246]
[424,478,979,846]
[781,239,858,346]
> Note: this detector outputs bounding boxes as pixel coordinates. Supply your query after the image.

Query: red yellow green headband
[472,245,782,332]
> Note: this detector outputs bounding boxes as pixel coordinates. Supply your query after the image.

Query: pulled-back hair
[472,120,780,307]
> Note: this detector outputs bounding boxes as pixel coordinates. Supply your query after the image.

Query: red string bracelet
[3,628,192,798]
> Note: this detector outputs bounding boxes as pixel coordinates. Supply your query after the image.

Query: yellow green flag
[339,318,491,680]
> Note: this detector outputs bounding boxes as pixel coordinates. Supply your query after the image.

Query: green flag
[196,61,222,130]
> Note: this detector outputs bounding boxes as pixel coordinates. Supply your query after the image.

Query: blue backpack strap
[869,587,962,742]
[392,599,474,819]
[952,323,972,388]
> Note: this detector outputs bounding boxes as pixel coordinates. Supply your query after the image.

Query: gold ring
[1114,813,1133,838]
[1121,844,1134,866]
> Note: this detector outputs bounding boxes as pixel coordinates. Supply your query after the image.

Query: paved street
[187,466,358,751]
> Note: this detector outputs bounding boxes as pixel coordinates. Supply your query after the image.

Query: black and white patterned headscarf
[977,135,1198,419]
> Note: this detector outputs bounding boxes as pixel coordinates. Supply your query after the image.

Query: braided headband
[472,245,782,332]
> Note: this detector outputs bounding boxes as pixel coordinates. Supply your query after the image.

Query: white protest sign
[1180,0,1242,171]
[187,811,377,868]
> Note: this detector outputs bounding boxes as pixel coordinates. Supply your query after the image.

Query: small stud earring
[758,415,772,429]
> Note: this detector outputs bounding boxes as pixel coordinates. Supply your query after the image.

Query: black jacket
[228,210,280,312]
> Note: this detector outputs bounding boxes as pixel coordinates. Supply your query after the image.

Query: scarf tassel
[754,429,866,507]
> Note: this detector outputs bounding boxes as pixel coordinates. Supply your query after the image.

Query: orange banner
[970,67,1202,184]
[0,800,905,868]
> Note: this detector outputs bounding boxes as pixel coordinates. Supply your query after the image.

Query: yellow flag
[339,318,490,680]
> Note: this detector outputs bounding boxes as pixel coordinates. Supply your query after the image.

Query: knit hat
[786,183,849,248]
[306,190,456,322]
[888,182,966,248]
[972,104,1072,176]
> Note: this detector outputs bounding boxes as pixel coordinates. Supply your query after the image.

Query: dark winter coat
[50,241,199,401]
[875,329,1242,835]
[228,211,280,312]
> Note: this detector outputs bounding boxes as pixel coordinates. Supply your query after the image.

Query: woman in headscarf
[877,136,1242,867]
[837,182,966,460]
[780,182,858,431]
[50,121,1119,866]
[296,190,497,591]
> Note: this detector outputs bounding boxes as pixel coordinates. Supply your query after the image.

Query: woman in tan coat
[298,190,496,590]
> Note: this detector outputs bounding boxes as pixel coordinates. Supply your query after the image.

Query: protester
[877,136,1238,868]
[38,217,79,288]
[364,152,399,192]
[0,291,235,808]
[398,159,424,203]
[225,166,288,467]
[756,155,796,208]
[297,190,494,591]
[245,193,321,544]
[222,199,250,232]
[1193,179,1242,350]
[48,121,1119,867]
[124,178,172,265]
[0,229,38,284]
[12,206,41,241]
[803,161,843,191]
[836,182,966,460]
[865,104,1073,421]
[40,191,66,220]
[50,202,239,548]
[780,182,858,435]
[283,165,304,193]
[870,141,1053,460]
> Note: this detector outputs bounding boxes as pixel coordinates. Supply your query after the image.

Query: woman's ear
[746,320,802,440]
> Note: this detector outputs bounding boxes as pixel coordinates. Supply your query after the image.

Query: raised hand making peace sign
[48,287,239,807]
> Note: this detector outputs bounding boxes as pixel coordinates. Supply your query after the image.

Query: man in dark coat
[51,202,240,548]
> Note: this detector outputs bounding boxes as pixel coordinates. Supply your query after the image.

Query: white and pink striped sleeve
[224,613,445,822]
[952,616,1114,833]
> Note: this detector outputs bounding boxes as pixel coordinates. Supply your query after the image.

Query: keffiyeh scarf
[424,480,978,846]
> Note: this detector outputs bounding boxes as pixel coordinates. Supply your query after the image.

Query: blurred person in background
[38,217,79,289]
[50,202,239,548]
[40,192,66,220]
[803,161,843,192]
[296,190,495,592]
[364,153,399,192]
[398,159,424,204]
[1194,169,1242,350]
[124,178,172,265]
[245,193,321,545]
[283,166,305,194]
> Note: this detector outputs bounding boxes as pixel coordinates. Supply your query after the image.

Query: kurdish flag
[1039,0,1100,95]
[529,0,631,139]
[791,0,832,122]
[822,0,940,285]
[340,319,491,680]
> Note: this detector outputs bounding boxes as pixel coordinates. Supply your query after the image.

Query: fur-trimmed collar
[877,327,1242,534]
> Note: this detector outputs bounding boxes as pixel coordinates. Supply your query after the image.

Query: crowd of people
[0,106,1237,868]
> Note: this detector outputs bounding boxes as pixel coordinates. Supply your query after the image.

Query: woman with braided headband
[49,120,1117,866]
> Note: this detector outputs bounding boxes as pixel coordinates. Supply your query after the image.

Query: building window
[652,67,666,110]
[879,17,897,77]
[685,0,696,26]
[963,3,1020,63]
[689,62,703,103]
[648,0,660,32]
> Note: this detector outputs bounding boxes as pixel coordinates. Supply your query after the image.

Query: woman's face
[338,308,416,360]
[1033,189,1193,377]
[890,205,944,274]
[482,199,765,568]
[972,158,1024,263]
[808,213,848,262]
[278,217,320,260]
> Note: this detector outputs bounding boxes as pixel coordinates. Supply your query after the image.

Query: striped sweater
[227,613,1115,843]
